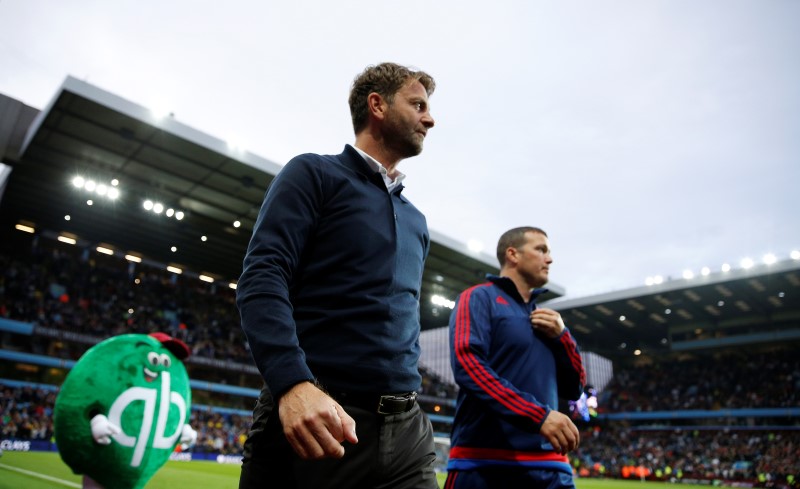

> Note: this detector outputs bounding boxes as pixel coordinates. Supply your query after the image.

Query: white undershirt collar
[352,145,406,192]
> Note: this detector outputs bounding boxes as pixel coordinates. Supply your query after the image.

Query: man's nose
[422,113,435,128]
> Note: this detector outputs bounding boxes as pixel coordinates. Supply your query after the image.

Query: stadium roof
[0,76,564,331]
[1,78,797,366]
[543,258,800,361]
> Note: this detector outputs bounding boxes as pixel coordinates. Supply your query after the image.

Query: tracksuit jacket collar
[486,274,548,305]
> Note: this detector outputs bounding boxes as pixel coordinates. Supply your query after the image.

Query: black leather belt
[335,391,417,415]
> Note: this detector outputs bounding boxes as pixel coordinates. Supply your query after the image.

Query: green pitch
[1,451,700,489]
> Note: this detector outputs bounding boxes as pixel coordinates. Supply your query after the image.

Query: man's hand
[530,308,565,338]
[540,410,579,455]
[278,381,358,459]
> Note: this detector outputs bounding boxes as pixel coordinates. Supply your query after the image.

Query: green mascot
[54,333,197,489]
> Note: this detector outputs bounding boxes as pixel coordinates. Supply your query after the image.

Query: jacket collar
[341,144,404,194]
[487,274,548,304]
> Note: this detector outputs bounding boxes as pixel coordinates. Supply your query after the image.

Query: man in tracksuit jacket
[446,226,586,489]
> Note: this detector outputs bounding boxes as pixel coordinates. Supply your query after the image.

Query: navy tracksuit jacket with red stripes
[447,275,586,475]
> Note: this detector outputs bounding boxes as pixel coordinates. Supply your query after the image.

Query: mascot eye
[147,352,159,366]
[159,354,171,368]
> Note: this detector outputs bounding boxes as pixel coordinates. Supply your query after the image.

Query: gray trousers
[239,389,438,489]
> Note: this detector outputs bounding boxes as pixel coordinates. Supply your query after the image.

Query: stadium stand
[2,79,799,488]
[2,233,799,486]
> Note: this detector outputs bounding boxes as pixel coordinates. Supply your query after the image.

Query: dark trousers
[445,468,576,489]
[239,389,438,489]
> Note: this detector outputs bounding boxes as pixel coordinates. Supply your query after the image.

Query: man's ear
[505,247,518,265]
[367,92,387,121]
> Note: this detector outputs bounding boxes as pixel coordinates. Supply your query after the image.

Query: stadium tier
[2,80,799,488]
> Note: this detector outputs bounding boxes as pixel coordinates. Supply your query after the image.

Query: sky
[1,0,798,298]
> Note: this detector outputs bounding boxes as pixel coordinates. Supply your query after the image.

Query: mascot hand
[90,414,121,445]
[180,424,198,450]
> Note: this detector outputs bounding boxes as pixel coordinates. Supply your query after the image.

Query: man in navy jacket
[237,62,438,488]
[446,227,586,489]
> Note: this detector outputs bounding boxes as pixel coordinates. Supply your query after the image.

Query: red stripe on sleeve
[454,285,547,423]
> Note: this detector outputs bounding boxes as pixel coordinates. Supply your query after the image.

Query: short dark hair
[496,226,548,267]
[348,62,436,134]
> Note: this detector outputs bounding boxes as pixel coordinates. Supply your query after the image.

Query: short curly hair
[348,62,436,134]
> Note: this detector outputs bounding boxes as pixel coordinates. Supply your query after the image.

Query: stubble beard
[384,114,424,159]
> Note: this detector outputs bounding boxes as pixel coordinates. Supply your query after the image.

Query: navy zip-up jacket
[448,275,585,474]
[237,145,430,397]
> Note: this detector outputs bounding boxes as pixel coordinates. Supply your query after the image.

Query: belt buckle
[376,392,416,415]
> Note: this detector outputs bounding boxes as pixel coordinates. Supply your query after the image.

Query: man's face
[382,80,435,158]
[514,231,553,288]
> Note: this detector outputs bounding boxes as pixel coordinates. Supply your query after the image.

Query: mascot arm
[180,424,198,450]
[89,414,121,445]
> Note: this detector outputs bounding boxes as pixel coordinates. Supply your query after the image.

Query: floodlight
[84,180,96,192]
[58,235,77,245]
[228,283,238,290]
[201,235,207,242]
[143,200,154,211]
[653,275,663,285]
[619,316,626,322]
[107,188,120,200]
[762,253,777,265]
[96,184,108,196]
[72,176,85,188]
[153,203,164,214]
[740,258,754,269]
[721,263,731,272]
[431,294,455,309]
[125,254,142,263]
[64,215,71,221]
[15,224,35,233]
[645,277,654,286]
[233,220,241,228]
[111,179,119,186]
[199,275,214,283]
[96,246,114,255]
[682,270,694,280]
[175,211,185,221]
[166,266,182,274]
[166,208,175,218]
[791,250,800,260]
[86,200,93,206]
[170,246,177,252]
[700,267,710,276]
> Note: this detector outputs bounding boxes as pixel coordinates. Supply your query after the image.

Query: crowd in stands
[0,383,54,442]
[600,350,800,412]
[1,236,252,368]
[572,426,799,487]
[418,365,457,400]
[0,382,251,455]
[2,236,799,486]
[187,408,251,455]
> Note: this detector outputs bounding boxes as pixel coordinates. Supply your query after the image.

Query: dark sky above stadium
[1,1,798,298]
